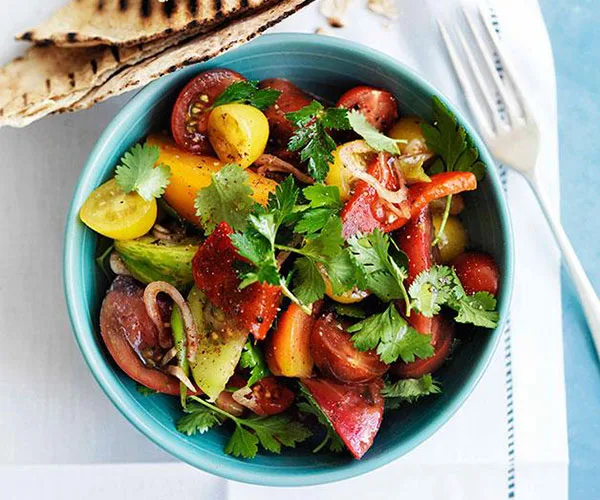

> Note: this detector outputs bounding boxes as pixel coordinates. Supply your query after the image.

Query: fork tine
[476,3,533,119]
[437,20,494,139]
[454,26,504,133]
[461,4,524,125]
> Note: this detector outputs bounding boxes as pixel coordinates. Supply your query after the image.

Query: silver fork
[438,3,600,351]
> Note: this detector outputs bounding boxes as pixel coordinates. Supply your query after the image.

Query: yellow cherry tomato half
[325,143,356,201]
[432,214,468,263]
[79,178,157,240]
[207,103,269,168]
[388,116,431,154]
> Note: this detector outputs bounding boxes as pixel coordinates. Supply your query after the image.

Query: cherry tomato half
[452,252,500,296]
[311,313,388,383]
[337,85,399,131]
[171,69,245,155]
[248,377,295,416]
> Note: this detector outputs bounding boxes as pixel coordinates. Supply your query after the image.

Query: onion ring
[143,281,198,363]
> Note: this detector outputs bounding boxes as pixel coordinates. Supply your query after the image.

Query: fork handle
[526,173,600,348]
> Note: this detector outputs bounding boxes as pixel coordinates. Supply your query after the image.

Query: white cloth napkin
[0,0,567,498]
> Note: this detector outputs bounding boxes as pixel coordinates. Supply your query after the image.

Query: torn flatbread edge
[15,0,276,48]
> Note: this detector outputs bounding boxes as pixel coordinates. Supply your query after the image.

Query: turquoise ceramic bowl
[64,33,514,486]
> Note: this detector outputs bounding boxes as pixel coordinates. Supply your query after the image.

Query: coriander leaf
[286,101,325,126]
[302,184,343,209]
[348,229,409,303]
[295,185,343,235]
[301,216,345,259]
[453,291,499,328]
[194,163,255,232]
[298,383,344,453]
[176,402,223,436]
[293,257,326,305]
[347,109,403,154]
[408,265,455,317]
[323,248,359,295]
[185,396,311,459]
[266,176,299,226]
[240,341,270,387]
[225,425,260,459]
[421,96,485,181]
[295,207,337,235]
[409,265,500,328]
[321,107,352,130]
[332,303,367,319]
[286,102,350,182]
[248,414,312,453]
[348,303,434,364]
[136,384,157,396]
[212,80,281,110]
[382,374,441,409]
[115,143,171,201]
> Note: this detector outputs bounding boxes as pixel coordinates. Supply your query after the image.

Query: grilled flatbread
[16,0,274,48]
[1,0,313,128]
[65,0,314,113]
[0,28,200,127]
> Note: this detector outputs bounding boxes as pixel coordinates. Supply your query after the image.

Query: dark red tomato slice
[390,314,455,378]
[259,78,313,146]
[341,153,410,238]
[244,377,295,416]
[171,69,245,155]
[301,377,384,459]
[452,252,500,295]
[99,276,180,395]
[311,313,388,383]
[337,85,399,131]
[392,206,438,372]
[395,206,434,284]
[192,222,281,340]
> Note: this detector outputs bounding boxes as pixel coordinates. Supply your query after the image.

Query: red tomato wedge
[99,276,180,395]
[392,207,455,377]
[259,78,313,146]
[452,251,500,296]
[337,85,399,131]
[301,378,384,459]
[171,69,245,155]
[390,314,455,378]
[395,206,436,336]
[341,153,409,238]
[192,222,281,340]
[311,313,388,383]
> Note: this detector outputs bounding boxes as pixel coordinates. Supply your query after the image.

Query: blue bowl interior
[64,34,513,487]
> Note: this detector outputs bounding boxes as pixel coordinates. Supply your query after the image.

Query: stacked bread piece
[0,0,314,127]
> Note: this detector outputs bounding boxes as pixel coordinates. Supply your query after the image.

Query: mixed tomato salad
[80,68,501,460]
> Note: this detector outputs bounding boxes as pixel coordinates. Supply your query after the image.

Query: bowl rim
[63,32,514,487]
